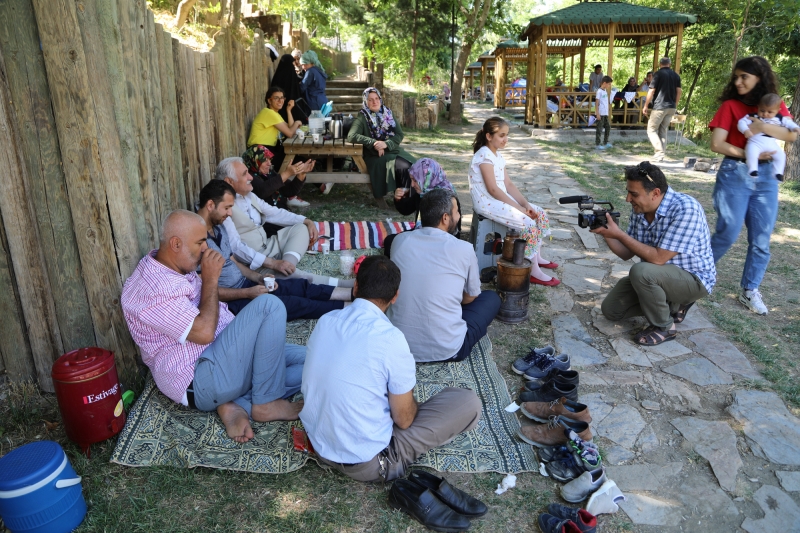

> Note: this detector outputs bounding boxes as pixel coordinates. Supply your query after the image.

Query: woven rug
[312,220,415,251]
[111,253,537,474]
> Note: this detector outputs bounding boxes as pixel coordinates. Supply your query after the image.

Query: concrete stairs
[326,78,369,114]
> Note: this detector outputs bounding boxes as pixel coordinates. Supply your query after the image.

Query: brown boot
[517,416,592,448]
[520,397,592,424]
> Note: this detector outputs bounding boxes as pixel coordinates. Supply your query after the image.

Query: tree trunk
[231,0,242,29]
[682,59,705,116]
[784,70,800,181]
[732,0,752,67]
[408,0,417,86]
[219,0,229,27]
[174,0,197,30]
[448,0,494,123]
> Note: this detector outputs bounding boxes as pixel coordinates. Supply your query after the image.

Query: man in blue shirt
[300,255,482,482]
[592,162,715,346]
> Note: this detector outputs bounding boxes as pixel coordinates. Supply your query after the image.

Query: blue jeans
[193,294,306,417]
[710,158,778,290]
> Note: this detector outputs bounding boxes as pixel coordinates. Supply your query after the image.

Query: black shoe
[408,470,488,518]
[388,479,471,532]
[544,450,585,482]
[546,503,597,533]
[518,380,578,403]
[523,374,578,393]
[538,513,582,533]
[538,444,570,463]
[523,368,580,387]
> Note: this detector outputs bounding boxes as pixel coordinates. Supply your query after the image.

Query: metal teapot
[332,113,344,139]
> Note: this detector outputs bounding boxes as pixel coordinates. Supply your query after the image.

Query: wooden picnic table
[278,136,370,184]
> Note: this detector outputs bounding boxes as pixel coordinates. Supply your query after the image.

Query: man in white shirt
[589,64,604,92]
[216,157,353,287]
[300,255,482,482]
[388,188,500,362]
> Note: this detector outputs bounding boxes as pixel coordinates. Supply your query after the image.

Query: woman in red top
[708,56,797,315]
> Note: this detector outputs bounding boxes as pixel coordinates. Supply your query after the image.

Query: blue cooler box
[0,441,86,533]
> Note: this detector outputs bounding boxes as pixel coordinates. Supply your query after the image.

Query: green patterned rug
[111,251,537,474]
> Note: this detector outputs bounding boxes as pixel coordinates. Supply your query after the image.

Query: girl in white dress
[469,117,560,286]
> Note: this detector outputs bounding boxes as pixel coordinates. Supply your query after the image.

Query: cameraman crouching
[591,162,716,346]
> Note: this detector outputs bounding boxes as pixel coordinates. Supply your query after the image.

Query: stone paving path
[495,120,800,532]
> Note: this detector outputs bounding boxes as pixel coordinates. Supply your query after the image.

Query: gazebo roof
[468,62,482,69]
[525,2,696,28]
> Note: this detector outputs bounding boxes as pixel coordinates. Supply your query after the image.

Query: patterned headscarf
[299,50,325,74]
[360,87,396,141]
[242,145,274,177]
[408,158,453,195]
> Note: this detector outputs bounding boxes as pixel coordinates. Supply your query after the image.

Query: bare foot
[217,402,254,444]
[251,399,304,423]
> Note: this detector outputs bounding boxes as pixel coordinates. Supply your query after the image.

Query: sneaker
[604,142,613,149]
[520,397,591,424]
[561,467,607,503]
[538,513,583,533]
[585,479,626,516]
[511,345,556,375]
[739,288,768,315]
[517,417,592,447]
[547,504,598,533]
[320,182,334,195]
[545,450,585,482]
[286,196,310,207]
[523,367,579,386]
[538,444,570,463]
[518,380,578,403]
[594,145,606,150]
[522,352,571,379]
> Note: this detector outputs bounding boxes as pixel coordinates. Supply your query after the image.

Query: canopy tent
[518,1,696,124]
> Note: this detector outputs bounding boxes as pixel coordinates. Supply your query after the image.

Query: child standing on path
[468,117,560,286]
[596,76,613,150]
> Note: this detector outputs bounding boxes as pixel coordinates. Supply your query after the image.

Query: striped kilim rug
[110,253,537,475]
[311,220,415,251]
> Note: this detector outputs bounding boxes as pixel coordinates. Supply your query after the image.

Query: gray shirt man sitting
[388,188,501,362]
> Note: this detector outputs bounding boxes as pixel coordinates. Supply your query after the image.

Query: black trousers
[451,291,501,362]
[226,279,342,320]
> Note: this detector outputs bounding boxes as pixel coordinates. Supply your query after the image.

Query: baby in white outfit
[738,92,799,181]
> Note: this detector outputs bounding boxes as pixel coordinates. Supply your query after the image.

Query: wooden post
[494,51,505,108]
[674,24,684,75]
[579,38,586,84]
[570,54,574,89]
[525,41,535,123]
[75,0,142,278]
[31,0,139,375]
[538,27,548,126]
[0,0,95,357]
[607,22,616,79]
[403,97,416,129]
[375,63,384,93]
[635,41,641,82]
[481,60,487,101]
[653,39,660,73]
[562,56,566,80]
[0,46,64,390]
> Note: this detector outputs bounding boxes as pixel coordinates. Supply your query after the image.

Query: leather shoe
[408,470,488,518]
[518,380,578,403]
[388,479,471,532]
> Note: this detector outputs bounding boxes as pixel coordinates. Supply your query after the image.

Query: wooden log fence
[0,0,280,390]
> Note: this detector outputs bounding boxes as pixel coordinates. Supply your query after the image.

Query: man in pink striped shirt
[121,209,305,443]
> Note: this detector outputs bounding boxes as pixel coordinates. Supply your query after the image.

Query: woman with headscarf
[347,87,417,208]
[382,157,462,258]
[241,145,314,214]
[271,54,309,124]
[298,50,328,111]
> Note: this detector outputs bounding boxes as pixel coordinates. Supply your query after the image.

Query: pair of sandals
[635,302,694,346]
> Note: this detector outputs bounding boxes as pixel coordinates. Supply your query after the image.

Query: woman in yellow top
[248,86,306,205]
[248,86,303,168]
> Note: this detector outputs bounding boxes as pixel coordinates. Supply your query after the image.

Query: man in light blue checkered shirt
[591,162,715,346]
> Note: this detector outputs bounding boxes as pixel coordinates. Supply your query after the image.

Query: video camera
[558,195,620,230]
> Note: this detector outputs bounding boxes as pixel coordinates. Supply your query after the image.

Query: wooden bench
[278,136,370,184]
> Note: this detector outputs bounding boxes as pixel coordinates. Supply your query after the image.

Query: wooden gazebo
[492,40,529,108]
[519,1,696,125]
[478,51,494,102]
